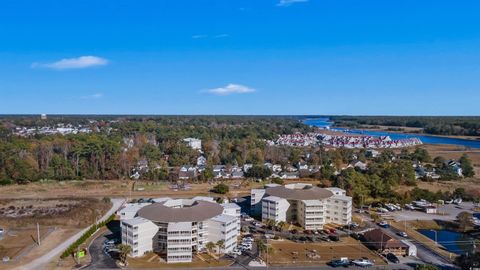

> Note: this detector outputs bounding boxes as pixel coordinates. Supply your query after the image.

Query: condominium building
[120,198,241,263]
[251,183,352,230]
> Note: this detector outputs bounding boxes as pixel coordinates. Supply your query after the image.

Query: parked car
[319,235,330,242]
[352,258,374,267]
[328,234,340,242]
[328,258,351,267]
[230,248,242,256]
[350,233,361,240]
[104,239,115,246]
[240,244,252,251]
[378,221,390,228]
[386,253,400,264]
[405,204,415,210]
[377,208,389,213]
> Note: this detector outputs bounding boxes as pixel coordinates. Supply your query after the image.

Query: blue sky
[1,0,480,115]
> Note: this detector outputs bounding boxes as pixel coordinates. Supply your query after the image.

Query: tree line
[329,116,480,136]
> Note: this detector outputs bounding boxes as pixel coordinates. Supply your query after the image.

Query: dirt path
[12,198,125,270]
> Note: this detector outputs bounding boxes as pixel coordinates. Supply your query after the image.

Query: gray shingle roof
[137,200,224,223]
[266,185,334,200]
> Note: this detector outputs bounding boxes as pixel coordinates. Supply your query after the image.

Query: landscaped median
[60,214,115,259]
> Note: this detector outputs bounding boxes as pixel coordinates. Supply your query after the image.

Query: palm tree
[255,238,273,264]
[117,244,132,265]
[205,242,216,255]
[216,240,225,255]
[265,219,276,230]
[277,221,286,232]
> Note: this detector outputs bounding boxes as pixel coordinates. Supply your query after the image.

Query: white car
[104,240,115,246]
[230,248,242,256]
[352,258,374,267]
[377,207,389,213]
[240,244,252,251]
[243,240,253,245]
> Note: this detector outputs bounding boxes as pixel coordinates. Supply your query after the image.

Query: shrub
[0,179,13,186]
[212,183,229,194]
[60,214,115,259]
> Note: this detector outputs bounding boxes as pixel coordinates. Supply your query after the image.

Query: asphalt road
[357,213,459,270]
[383,224,457,270]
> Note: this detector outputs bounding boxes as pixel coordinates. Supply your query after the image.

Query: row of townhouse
[266,132,422,149]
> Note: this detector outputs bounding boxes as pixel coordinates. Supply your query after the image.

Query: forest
[0,116,312,183]
[329,116,480,136]
[0,115,476,204]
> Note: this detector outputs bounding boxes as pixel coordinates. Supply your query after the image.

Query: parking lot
[84,221,120,270]
[388,202,478,221]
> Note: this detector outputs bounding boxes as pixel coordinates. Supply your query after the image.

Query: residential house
[363,229,409,256]
[179,165,198,180]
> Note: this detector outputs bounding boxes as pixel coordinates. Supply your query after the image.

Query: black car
[328,259,351,268]
[329,234,340,242]
[386,253,400,264]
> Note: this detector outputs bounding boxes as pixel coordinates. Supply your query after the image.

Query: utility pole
[37,223,41,246]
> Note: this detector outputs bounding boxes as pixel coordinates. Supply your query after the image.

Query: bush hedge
[60,214,115,259]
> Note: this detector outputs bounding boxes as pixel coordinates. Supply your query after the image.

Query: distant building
[365,149,379,158]
[178,165,197,180]
[40,114,47,120]
[354,161,368,171]
[183,138,202,150]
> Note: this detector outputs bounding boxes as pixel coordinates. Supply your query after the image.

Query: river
[303,118,480,149]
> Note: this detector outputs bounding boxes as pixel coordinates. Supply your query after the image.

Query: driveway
[84,221,121,270]
[14,198,125,270]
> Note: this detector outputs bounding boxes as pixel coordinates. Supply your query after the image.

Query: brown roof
[137,201,224,223]
[266,185,334,200]
[363,229,408,249]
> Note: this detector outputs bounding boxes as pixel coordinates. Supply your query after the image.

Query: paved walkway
[13,198,125,270]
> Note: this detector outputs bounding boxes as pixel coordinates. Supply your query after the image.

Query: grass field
[0,197,111,269]
[127,253,233,269]
[268,237,386,266]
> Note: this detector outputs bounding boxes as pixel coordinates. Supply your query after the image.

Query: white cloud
[206,84,256,95]
[214,34,229,38]
[80,93,104,99]
[277,0,308,6]
[192,34,208,39]
[32,56,109,70]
